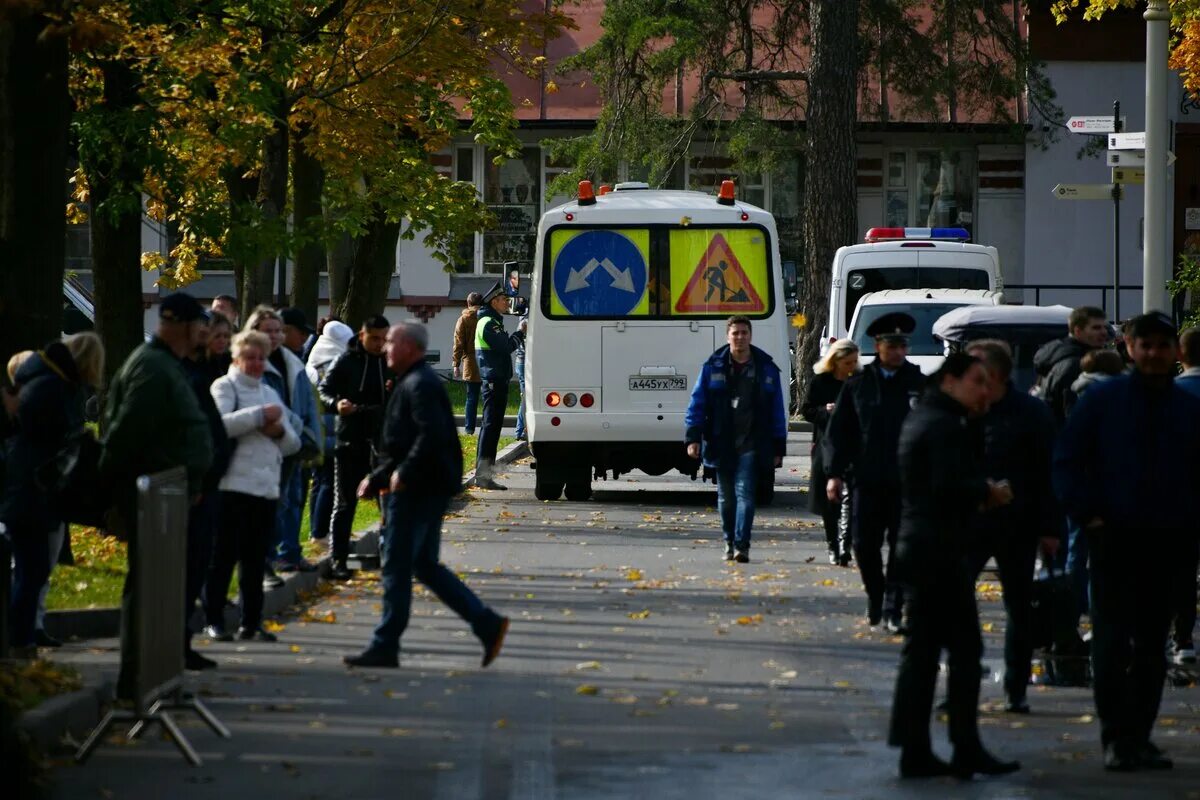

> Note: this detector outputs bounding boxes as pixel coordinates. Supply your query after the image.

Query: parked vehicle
[931,304,1075,392]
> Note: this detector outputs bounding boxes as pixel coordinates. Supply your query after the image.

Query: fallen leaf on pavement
[576,684,600,696]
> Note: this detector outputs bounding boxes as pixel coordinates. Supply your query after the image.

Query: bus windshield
[844,267,989,327]
[541,225,774,320]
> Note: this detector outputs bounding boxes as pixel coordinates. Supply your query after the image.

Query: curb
[17,678,114,754]
[44,608,121,642]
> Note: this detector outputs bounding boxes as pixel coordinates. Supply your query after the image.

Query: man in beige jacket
[452,292,484,434]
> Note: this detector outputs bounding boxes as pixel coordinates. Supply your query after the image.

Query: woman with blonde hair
[802,339,860,565]
[204,330,300,642]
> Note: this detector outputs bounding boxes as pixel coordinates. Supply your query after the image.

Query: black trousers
[851,484,904,621]
[330,446,373,563]
[184,492,219,647]
[1173,536,1199,648]
[889,559,983,755]
[204,491,274,631]
[475,379,509,479]
[1089,528,1174,749]
[970,529,1038,700]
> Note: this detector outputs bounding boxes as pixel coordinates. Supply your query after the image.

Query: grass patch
[444,379,522,416]
[0,660,82,712]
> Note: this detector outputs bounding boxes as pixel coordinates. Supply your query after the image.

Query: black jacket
[368,361,462,496]
[800,371,845,514]
[822,359,925,489]
[894,390,990,583]
[1033,336,1091,425]
[974,383,1059,541]
[181,355,232,495]
[318,343,391,451]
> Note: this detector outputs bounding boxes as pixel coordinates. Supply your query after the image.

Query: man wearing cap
[472,283,521,490]
[279,307,314,359]
[100,292,214,696]
[824,311,926,632]
[1054,312,1200,772]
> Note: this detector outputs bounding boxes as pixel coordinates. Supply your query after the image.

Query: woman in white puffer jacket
[203,330,300,643]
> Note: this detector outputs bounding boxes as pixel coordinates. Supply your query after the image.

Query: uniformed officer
[823,312,925,632]
[472,282,521,490]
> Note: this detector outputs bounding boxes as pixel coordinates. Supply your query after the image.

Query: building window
[482,146,540,274]
[770,156,803,285]
[453,146,477,273]
[884,149,976,236]
[687,155,764,207]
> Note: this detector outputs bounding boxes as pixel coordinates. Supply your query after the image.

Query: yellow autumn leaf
[625,569,644,581]
[627,609,651,620]
[576,684,600,696]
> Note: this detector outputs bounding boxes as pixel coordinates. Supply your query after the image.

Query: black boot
[899,749,951,779]
[951,746,1020,780]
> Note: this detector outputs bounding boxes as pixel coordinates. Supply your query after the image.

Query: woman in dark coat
[887,353,1018,780]
[802,338,859,565]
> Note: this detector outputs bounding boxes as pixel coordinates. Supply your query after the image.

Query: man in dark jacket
[100,292,214,699]
[318,314,391,579]
[472,284,521,490]
[889,352,1017,780]
[684,316,787,563]
[1054,311,1200,772]
[965,339,1060,713]
[824,312,926,631]
[343,322,510,668]
[1032,305,1108,426]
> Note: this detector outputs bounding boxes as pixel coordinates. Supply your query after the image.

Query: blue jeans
[1065,520,1090,617]
[9,524,54,647]
[464,381,482,434]
[370,491,488,655]
[274,460,304,563]
[717,451,758,551]
[308,458,335,541]
[514,355,526,439]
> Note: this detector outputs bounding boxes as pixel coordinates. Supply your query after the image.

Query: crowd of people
[791,305,1200,777]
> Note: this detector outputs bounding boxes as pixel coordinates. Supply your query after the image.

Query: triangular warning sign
[674,233,765,313]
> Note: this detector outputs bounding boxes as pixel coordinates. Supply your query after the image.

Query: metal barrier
[1003,283,1142,317]
[75,467,229,766]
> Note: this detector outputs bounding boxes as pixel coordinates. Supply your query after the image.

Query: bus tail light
[551,416,561,426]
[546,392,561,407]
[580,393,595,408]
[563,393,578,407]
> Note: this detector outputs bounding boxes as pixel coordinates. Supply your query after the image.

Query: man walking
[824,312,925,632]
[1054,312,1200,771]
[965,339,1060,713]
[452,292,484,435]
[99,293,214,698]
[473,284,520,490]
[684,316,787,563]
[1169,326,1200,665]
[344,322,510,668]
[1033,305,1108,425]
[319,315,391,580]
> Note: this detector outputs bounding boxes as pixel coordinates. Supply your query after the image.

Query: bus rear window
[844,267,988,325]
[544,226,773,320]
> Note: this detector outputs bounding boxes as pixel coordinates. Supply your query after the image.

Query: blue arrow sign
[552,230,647,316]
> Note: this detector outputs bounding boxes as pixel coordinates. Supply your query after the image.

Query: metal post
[1145,1,1171,312]
[1113,101,1122,323]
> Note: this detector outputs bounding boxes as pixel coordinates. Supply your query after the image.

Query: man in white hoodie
[305,320,355,554]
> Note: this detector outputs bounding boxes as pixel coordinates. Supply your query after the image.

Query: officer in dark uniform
[888,352,1019,779]
[473,281,522,490]
[823,312,926,631]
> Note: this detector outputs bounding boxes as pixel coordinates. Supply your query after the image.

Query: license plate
[629,375,687,391]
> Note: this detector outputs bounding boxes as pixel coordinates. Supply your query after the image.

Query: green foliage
[1168,252,1200,329]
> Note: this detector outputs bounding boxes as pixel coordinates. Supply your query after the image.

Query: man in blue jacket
[1054,311,1200,772]
[685,316,787,563]
[1170,326,1200,665]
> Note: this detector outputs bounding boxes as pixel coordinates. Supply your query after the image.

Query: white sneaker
[1174,645,1196,665]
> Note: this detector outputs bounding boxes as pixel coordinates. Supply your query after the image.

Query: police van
[525,180,790,501]
[823,227,1003,355]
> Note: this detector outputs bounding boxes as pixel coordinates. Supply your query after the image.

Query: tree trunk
[291,127,324,322]
[797,0,858,401]
[337,208,399,329]
[0,12,69,362]
[242,95,288,319]
[326,223,353,314]
[88,61,147,383]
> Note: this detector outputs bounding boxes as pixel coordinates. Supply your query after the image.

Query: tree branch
[704,68,807,83]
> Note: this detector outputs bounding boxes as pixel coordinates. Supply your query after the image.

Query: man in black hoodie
[319,315,391,579]
[1032,305,1109,426]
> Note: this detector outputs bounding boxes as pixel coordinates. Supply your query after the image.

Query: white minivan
[823,227,1003,355]
[848,288,1003,374]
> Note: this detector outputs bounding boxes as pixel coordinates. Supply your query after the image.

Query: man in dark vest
[824,312,925,633]
[472,283,522,490]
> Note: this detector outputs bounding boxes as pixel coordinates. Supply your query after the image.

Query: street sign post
[1067,115,1125,134]
[1108,131,1147,150]
[1052,183,1121,201]
[1107,150,1146,167]
[1112,168,1145,185]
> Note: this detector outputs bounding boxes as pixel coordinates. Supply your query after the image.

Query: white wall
[1025,61,1183,315]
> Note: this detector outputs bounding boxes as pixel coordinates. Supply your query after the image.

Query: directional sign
[1107,150,1146,167]
[552,230,648,316]
[1068,115,1125,134]
[1112,167,1145,185]
[1108,131,1147,150]
[1052,183,1121,201]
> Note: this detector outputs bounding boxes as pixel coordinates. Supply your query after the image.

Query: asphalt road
[45,434,1200,799]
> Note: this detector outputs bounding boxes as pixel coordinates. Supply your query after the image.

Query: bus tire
[535,471,564,501]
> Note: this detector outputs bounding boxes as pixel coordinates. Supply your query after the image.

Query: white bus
[525,181,790,501]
